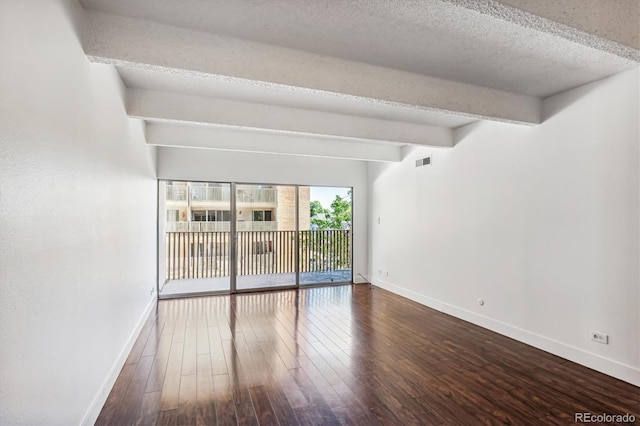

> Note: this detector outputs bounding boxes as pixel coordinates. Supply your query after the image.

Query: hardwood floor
[96,285,639,425]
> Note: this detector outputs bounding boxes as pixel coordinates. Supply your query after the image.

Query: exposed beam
[84,10,541,125]
[127,89,453,147]
[145,122,404,162]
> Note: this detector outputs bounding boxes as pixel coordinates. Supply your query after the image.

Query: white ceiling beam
[145,122,404,163]
[127,89,453,147]
[84,11,541,126]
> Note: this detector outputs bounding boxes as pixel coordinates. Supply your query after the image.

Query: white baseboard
[371,277,640,387]
[81,296,157,425]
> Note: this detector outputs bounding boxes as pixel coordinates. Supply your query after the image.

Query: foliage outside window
[310,190,352,230]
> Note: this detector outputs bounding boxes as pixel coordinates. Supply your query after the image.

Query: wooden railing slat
[164,230,351,282]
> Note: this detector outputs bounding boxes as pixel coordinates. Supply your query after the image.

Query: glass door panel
[299,186,353,285]
[235,184,297,291]
[158,180,231,297]
[158,181,354,298]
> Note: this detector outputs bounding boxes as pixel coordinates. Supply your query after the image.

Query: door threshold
[158,290,230,300]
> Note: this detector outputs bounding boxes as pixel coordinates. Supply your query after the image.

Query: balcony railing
[165,221,278,232]
[299,230,351,272]
[236,187,277,204]
[165,230,351,281]
[190,186,230,202]
[165,185,276,204]
[166,185,187,201]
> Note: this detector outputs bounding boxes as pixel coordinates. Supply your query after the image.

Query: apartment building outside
[162,181,311,232]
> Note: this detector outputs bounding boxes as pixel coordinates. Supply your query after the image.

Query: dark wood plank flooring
[96,285,639,425]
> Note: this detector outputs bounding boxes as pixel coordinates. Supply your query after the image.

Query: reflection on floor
[159,269,352,296]
[97,285,640,425]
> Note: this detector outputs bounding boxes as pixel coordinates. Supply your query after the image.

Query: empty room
[0,0,638,425]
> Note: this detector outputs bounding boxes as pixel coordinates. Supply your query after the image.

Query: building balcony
[165,221,278,232]
[166,185,277,206]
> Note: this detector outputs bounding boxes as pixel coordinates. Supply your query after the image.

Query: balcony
[164,229,352,282]
[165,221,278,232]
[236,187,277,205]
[165,185,277,205]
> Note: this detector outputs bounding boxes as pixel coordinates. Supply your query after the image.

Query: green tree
[307,194,352,270]
[310,200,330,229]
[328,195,351,229]
[309,193,352,230]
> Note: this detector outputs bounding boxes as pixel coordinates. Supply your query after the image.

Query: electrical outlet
[384,271,389,277]
[590,331,608,344]
[378,270,382,275]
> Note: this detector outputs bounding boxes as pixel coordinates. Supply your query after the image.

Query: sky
[309,186,351,209]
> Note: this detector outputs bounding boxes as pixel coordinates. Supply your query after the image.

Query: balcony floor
[159,269,352,296]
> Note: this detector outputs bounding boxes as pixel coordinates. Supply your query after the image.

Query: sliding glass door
[299,186,353,285]
[158,181,231,297]
[158,181,352,298]
[235,184,297,291]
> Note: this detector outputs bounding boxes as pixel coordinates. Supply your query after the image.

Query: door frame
[232,183,300,294]
[157,180,353,299]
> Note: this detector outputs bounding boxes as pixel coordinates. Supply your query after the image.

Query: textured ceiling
[81,0,638,96]
[78,0,639,160]
[498,0,639,49]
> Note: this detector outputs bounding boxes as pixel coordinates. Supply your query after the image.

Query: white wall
[0,1,158,424]
[158,147,368,282]
[368,68,640,385]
